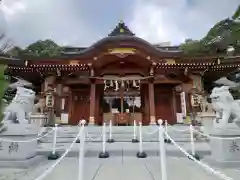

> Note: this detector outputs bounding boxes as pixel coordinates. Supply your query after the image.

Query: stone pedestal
[199,112,215,134]
[205,125,240,167]
[0,124,43,168]
[29,113,48,127]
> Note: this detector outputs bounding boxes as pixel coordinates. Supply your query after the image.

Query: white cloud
[0,0,26,18]
[0,0,96,47]
[129,0,239,45]
[0,0,239,47]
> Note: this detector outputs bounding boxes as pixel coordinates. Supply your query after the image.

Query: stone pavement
[0,141,239,180]
[4,156,240,180]
[0,124,238,180]
[37,141,211,157]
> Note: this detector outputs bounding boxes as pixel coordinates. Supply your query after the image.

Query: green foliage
[180,40,209,55]
[181,6,240,55]
[7,39,63,58]
[7,46,24,57]
[232,5,240,20]
[23,39,63,58]
[0,65,8,122]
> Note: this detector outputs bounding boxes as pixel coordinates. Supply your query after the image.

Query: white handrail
[34,121,85,180]
[0,128,54,142]
[165,133,234,180]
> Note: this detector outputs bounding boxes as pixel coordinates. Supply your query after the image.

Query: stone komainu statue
[210,86,240,127]
[3,87,36,124]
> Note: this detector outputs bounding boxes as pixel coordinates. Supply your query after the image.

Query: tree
[181,6,240,55]
[0,35,10,123]
[180,39,210,55]
[22,39,63,58]
[0,34,12,53]
[232,5,240,21]
[7,46,24,57]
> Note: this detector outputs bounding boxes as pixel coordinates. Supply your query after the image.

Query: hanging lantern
[121,80,124,88]
[63,86,70,94]
[133,80,136,87]
[45,76,56,85]
[137,80,140,89]
[115,80,119,91]
[56,68,61,77]
[110,80,113,87]
[126,80,130,91]
[104,80,108,91]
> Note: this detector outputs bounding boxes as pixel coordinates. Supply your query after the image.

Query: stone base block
[0,124,39,160]
[209,127,240,163]
[198,112,215,134]
[0,155,45,169]
[203,156,240,168]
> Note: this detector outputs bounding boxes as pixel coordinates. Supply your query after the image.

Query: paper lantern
[175,85,182,92]
[45,76,56,85]
[46,92,54,108]
[63,86,70,93]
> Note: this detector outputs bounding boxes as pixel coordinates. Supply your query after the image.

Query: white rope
[0,128,54,142]
[165,133,234,180]
[166,123,189,132]
[142,127,159,135]
[34,128,83,180]
[85,131,103,140]
[192,128,240,140]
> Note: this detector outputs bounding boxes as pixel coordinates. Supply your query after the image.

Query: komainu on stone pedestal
[205,84,240,166]
[210,86,240,128]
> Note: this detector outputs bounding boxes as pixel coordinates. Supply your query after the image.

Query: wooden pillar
[55,84,62,117]
[89,83,96,125]
[172,88,177,123]
[44,75,56,125]
[149,82,156,125]
[144,85,150,124]
[120,87,124,113]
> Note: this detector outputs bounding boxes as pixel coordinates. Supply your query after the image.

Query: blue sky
[0,0,239,48]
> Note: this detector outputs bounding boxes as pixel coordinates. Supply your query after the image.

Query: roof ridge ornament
[108,21,135,37]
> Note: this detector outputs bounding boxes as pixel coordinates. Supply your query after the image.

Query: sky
[0,0,239,48]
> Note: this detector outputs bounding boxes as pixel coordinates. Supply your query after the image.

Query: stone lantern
[63,86,70,94]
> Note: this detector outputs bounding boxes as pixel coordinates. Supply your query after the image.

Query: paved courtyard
[0,141,239,180]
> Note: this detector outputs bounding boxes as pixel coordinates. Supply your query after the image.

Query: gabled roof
[108,20,135,37]
[60,21,182,56]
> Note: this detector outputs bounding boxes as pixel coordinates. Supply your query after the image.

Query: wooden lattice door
[70,91,90,125]
[155,88,175,124]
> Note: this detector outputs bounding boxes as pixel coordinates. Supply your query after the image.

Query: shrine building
[1,21,240,126]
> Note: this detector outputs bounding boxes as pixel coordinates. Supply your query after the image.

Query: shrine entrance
[100,77,144,126]
[92,52,153,126]
[101,82,142,126]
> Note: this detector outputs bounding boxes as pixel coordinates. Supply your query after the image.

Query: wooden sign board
[165,59,176,65]
[108,48,136,55]
[69,60,79,65]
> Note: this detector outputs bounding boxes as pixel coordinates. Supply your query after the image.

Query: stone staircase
[39,125,201,144]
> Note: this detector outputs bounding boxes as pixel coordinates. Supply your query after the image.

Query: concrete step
[37,142,211,158]
[51,125,191,134]
[45,133,192,139]
[40,137,195,143]
[39,125,196,143]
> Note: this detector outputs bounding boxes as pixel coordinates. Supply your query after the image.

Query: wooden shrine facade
[2,21,240,125]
